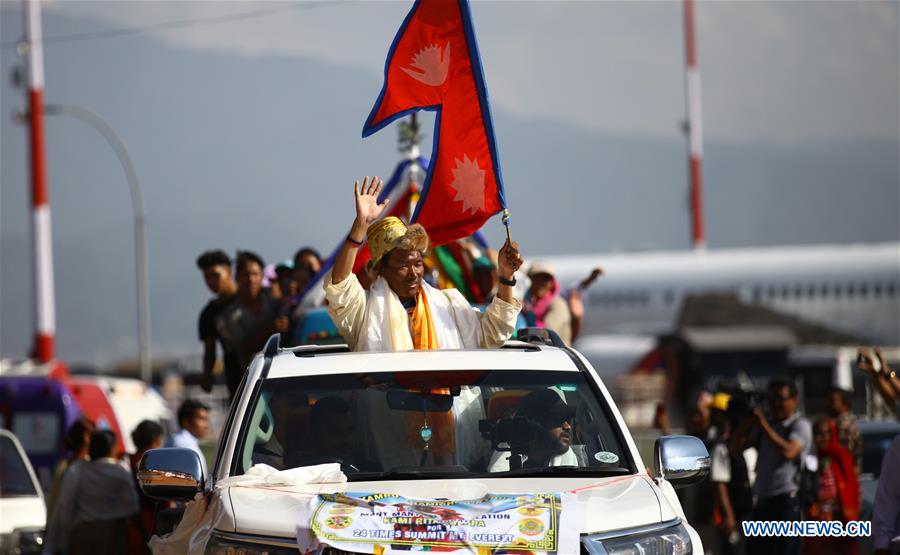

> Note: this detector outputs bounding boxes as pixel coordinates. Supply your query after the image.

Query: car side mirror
[653,435,710,489]
[137,448,204,501]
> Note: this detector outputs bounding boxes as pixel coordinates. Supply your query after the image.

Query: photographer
[488,389,578,472]
[744,377,811,555]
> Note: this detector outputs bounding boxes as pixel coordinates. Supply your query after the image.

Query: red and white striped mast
[23,0,56,362]
[683,0,706,250]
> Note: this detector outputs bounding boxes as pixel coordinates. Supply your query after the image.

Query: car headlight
[2,527,45,555]
[582,521,692,555]
[206,531,301,555]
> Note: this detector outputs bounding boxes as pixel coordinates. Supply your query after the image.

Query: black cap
[516,389,575,423]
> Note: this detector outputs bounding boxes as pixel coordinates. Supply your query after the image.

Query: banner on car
[297,491,579,554]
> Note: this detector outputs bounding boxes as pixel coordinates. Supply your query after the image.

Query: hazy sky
[35,0,899,145]
[1,0,897,366]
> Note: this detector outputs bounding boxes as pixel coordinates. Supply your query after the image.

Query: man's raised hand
[354,176,387,226]
[497,239,524,279]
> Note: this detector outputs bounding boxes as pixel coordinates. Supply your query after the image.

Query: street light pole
[41,104,152,383]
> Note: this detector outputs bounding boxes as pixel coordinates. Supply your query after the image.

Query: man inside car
[488,389,580,471]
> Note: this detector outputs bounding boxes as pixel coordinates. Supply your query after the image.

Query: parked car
[139,329,710,554]
[0,429,45,555]
[65,376,174,454]
[0,361,174,489]
[0,374,81,489]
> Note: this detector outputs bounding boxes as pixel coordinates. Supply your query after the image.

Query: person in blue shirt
[165,399,210,476]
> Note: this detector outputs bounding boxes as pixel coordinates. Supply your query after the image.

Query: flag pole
[501,209,512,244]
[406,113,420,222]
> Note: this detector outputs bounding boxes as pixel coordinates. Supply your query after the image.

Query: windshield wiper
[349,467,470,481]
[347,466,632,481]
[495,466,632,478]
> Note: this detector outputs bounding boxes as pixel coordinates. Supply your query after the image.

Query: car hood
[221,473,676,539]
[0,497,46,534]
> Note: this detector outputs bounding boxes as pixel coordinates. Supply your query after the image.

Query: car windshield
[0,435,39,497]
[236,369,631,480]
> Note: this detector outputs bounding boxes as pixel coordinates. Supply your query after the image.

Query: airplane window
[860,283,868,298]
[888,282,897,297]
[752,286,761,303]
[847,283,856,297]
[768,286,777,298]
[794,285,804,298]
[807,284,816,298]
[664,290,674,305]
[874,283,882,298]
[820,284,829,298]
[781,285,790,299]
[834,284,842,298]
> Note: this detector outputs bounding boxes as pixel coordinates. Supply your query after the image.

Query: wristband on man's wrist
[499,275,516,286]
[346,234,364,247]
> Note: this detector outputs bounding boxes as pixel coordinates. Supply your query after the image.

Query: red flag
[363,0,506,247]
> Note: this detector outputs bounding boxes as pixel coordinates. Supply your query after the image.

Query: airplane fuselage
[537,242,900,345]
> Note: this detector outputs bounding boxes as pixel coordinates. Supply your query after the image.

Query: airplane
[533,241,900,350]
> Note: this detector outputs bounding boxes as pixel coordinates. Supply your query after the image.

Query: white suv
[140,329,709,554]
[0,429,46,555]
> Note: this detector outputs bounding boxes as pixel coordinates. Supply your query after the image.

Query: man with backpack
[745,377,812,555]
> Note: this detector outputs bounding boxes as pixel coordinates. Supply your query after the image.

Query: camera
[857,352,881,372]
[479,416,539,471]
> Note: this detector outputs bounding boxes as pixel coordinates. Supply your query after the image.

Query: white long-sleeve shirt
[324,274,521,351]
[873,435,900,550]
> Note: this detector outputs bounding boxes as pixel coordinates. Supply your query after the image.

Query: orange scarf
[410,287,440,350]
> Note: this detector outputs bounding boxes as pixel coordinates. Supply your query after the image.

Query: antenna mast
[23,0,56,361]
[683,0,706,250]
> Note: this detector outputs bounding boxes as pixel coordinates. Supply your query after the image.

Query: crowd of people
[196,177,603,397]
[42,399,209,555]
[667,350,900,555]
[196,247,324,399]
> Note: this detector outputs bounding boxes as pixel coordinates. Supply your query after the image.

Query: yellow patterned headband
[366,216,429,268]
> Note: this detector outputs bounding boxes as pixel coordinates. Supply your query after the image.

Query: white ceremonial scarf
[357,277,484,351]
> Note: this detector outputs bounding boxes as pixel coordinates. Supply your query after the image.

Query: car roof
[265,342,581,379]
[857,420,900,434]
